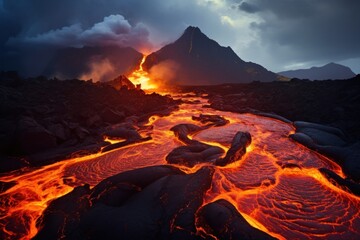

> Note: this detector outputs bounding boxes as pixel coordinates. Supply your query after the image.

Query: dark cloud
[239,2,260,13]
[9,14,152,51]
[239,0,360,70]
[0,0,359,76]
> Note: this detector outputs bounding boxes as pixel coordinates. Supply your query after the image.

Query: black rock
[197,199,277,240]
[166,143,224,167]
[319,168,360,197]
[16,117,57,154]
[34,185,91,240]
[79,167,214,239]
[216,131,251,167]
[90,165,185,206]
[192,114,229,127]
[170,124,204,145]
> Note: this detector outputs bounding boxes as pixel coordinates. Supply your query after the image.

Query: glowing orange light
[128,55,157,90]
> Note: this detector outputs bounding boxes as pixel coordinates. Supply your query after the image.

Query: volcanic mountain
[44,46,143,82]
[278,62,356,80]
[143,26,278,85]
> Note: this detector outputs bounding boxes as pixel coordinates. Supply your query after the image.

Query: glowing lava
[0,94,359,239]
[128,55,157,90]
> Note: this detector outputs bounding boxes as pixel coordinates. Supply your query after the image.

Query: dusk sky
[1,0,359,75]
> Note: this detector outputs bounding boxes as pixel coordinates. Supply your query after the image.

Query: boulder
[16,117,57,154]
[216,131,251,167]
[103,127,141,141]
[90,165,185,206]
[192,114,229,127]
[319,168,360,196]
[34,185,91,240]
[47,123,67,141]
[197,199,277,240]
[101,108,125,124]
[166,143,224,167]
[79,167,214,239]
[170,124,203,145]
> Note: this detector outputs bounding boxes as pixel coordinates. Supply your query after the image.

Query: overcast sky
[1,0,359,74]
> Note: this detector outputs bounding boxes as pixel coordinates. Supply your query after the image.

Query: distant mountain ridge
[144,26,278,85]
[278,63,356,80]
[44,46,142,82]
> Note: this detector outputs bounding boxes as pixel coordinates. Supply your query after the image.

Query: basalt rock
[166,143,224,167]
[101,136,152,153]
[90,165,185,206]
[34,185,92,240]
[290,123,360,182]
[319,168,360,197]
[170,124,204,145]
[192,114,229,127]
[216,131,251,167]
[16,117,57,154]
[103,126,142,141]
[101,107,125,124]
[79,167,214,240]
[197,199,277,240]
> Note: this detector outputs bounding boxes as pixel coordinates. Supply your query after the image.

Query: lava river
[1,94,360,239]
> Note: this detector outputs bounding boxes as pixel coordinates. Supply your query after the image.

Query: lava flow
[1,93,360,239]
[128,55,157,90]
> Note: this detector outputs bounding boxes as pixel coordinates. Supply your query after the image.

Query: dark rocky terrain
[278,62,356,80]
[143,26,279,85]
[33,165,275,240]
[0,71,178,172]
[182,75,360,141]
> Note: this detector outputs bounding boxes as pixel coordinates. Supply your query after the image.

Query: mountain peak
[184,26,201,33]
[143,26,278,85]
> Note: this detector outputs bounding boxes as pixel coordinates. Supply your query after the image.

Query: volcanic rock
[90,165,185,206]
[103,126,141,141]
[101,107,125,124]
[170,124,204,145]
[319,168,360,197]
[294,121,347,146]
[46,123,68,142]
[216,131,251,167]
[34,185,91,240]
[106,75,135,90]
[101,135,151,153]
[290,126,360,182]
[192,114,229,127]
[166,143,224,167]
[79,167,214,239]
[197,199,277,240]
[16,117,57,154]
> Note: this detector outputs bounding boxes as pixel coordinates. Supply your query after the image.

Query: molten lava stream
[0,94,360,239]
[128,55,157,90]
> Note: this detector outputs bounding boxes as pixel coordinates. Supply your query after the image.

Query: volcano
[143,26,279,85]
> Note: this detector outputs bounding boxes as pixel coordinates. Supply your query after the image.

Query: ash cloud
[12,15,152,52]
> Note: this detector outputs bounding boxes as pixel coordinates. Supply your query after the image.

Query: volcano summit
[143,26,279,85]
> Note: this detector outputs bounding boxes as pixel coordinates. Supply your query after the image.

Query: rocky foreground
[0,72,178,173]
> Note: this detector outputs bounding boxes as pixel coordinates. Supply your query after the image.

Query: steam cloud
[149,60,180,88]
[10,14,152,52]
[79,58,116,82]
